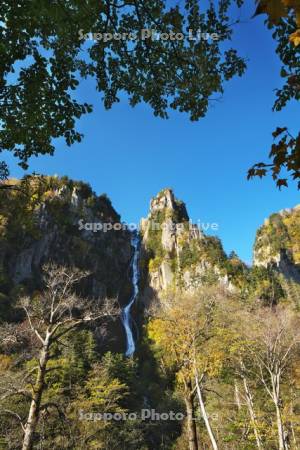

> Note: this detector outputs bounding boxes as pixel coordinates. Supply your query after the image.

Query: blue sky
[5,1,300,264]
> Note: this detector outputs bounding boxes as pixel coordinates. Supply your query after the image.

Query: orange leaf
[289,29,300,46]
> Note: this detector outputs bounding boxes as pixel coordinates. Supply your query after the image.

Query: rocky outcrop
[253,205,300,283]
[277,249,300,284]
[0,176,133,351]
[140,189,239,299]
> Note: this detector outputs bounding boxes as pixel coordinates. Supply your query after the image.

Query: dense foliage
[0,0,247,178]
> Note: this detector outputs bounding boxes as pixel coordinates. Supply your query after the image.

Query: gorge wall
[0,176,133,352]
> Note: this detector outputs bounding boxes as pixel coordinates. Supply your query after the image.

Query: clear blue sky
[4,1,299,264]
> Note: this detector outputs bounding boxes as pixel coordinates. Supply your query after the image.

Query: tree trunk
[195,374,219,450]
[184,393,198,450]
[275,402,287,450]
[275,403,288,450]
[234,380,242,411]
[289,396,297,449]
[22,340,49,450]
[271,373,288,450]
[241,374,263,450]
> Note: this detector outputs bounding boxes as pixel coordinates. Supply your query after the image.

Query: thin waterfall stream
[121,231,140,357]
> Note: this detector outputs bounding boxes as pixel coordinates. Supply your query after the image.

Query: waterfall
[121,231,140,357]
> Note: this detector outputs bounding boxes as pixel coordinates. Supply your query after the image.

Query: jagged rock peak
[140,188,241,295]
[150,188,176,212]
[149,188,189,222]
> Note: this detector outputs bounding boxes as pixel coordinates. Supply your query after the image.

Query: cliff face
[0,176,132,351]
[253,205,300,284]
[140,189,246,301]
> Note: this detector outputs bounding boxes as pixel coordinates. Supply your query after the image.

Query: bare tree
[221,302,264,449]
[194,368,219,450]
[238,360,263,450]
[245,306,300,450]
[0,264,118,450]
[149,287,226,450]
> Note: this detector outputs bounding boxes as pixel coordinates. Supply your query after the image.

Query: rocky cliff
[140,189,247,302]
[253,205,300,280]
[0,176,133,351]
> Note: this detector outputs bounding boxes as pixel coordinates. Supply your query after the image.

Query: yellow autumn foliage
[290,29,300,46]
[256,0,300,45]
